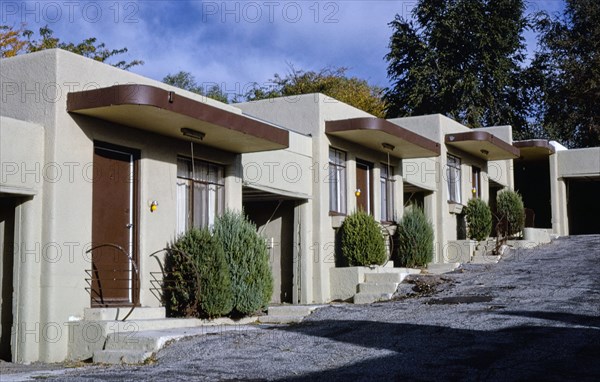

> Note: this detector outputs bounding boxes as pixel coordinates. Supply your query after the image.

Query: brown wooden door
[356,160,373,214]
[91,144,138,306]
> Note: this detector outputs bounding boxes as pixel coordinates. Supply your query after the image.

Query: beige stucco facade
[0,49,280,363]
[238,95,413,303]
[550,146,600,236]
[2,49,598,364]
[514,140,600,237]
[390,115,516,263]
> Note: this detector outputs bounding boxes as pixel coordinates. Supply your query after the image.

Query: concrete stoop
[93,323,260,364]
[258,305,324,324]
[353,272,412,304]
[69,307,258,365]
[425,263,461,274]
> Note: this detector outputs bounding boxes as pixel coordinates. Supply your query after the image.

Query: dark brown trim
[445,131,520,158]
[513,139,555,154]
[67,84,288,148]
[325,118,441,156]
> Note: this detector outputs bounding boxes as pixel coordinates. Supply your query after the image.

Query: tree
[0,24,143,70]
[163,70,229,103]
[245,66,387,117]
[0,24,27,58]
[526,0,600,148]
[384,0,528,130]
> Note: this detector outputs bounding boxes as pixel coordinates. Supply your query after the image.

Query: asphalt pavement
[2,235,599,381]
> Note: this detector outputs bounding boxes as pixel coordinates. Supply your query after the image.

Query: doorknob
[126,223,133,229]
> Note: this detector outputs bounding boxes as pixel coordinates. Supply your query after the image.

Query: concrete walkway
[2,235,599,381]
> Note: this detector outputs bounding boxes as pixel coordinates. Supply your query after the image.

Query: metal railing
[148,248,202,311]
[85,243,140,321]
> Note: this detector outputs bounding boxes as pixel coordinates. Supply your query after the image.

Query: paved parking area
[2,235,599,381]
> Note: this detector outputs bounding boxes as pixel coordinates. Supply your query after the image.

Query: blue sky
[1,0,566,97]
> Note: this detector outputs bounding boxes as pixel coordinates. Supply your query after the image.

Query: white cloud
[4,0,563,93]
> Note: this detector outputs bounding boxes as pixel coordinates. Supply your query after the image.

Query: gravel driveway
[3,235,599,381]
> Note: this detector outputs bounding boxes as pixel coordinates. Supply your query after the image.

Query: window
[447,154,461,203]
[380,164,395,221]
[328,147,347,214]
[471,166,481,198]
[176,157,225,234]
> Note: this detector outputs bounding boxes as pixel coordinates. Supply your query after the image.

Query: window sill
[447,201,464,214]
[331,214,346,228]
[380,221,397,235]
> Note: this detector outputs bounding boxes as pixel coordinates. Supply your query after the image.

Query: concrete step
[470,255,501,264]
[92,324,258,364]
[95,317,205,333]
[402,268,422,275]
[357,282,398,294]
[84,307,166,321]
[95,325,261,364]
[93,349,153,365]
[353,292,393,304]
[426,263,461,274]
[258,315,305,324]
[69,318,215,361]
[364,272,407,283]
[267,305,322,317]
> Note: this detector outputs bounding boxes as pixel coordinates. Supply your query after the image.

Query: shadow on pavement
[498,310,600,328]
[275,317,600,381]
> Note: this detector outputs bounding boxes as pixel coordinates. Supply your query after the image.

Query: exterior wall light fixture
[181,128,205,141]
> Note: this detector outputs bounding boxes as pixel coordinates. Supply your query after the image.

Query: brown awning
[513,139,555,161]
[325,118,441,158]
[67,84,288,153]
[445,131,520,160]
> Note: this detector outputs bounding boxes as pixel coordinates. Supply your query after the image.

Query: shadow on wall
[273,313,600,381]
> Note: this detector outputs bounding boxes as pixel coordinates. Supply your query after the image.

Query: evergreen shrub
[465,198,493,241]
[213,210,273,315]
[394,206,434,267]
[339,210,387,266]
[165,228,233,318]
[497,190,525,237]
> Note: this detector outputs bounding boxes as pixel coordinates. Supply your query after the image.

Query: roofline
[445,131,520,158]
[67,84,289,148]
[513,139,556,155]
[325,117,441,156]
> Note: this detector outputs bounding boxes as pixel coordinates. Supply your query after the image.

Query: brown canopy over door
[91,144,138,307]
[356,160,373,214]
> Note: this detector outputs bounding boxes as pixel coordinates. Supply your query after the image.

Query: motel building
[1,49,599,363]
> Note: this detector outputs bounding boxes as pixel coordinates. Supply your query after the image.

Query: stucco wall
[0,117,45,195]
[241,131,312,199]
[557,147,600,178]
[0,117,45,362]
[390,116,515,263]
[1,50,246,363]
[239,95,400,303]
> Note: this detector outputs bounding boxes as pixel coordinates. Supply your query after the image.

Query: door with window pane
[328,148,347,214]
[446,155,461,203]
[356,160,373,214]
[380,165,395,221]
